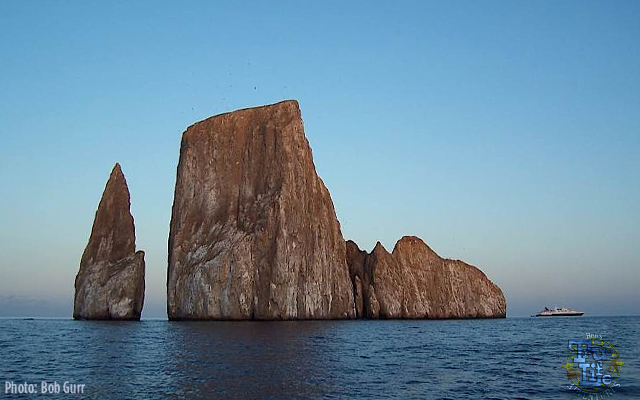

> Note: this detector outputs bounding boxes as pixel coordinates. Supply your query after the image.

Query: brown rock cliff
[346,236,506,318]
[167,100,355,320]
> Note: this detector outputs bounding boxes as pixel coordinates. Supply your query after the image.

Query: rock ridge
[346,236,506,319]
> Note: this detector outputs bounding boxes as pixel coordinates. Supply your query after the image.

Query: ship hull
[535,312,584,317]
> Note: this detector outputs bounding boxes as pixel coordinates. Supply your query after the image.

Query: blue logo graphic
[564,335,623,398]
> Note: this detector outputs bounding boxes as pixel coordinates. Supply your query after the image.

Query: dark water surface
[0,316,638,399]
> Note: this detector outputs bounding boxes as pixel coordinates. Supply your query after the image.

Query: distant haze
[0,1,638,318]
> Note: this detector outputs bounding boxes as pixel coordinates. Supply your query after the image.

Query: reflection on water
[163,322,339,399]
[0,317,638,399]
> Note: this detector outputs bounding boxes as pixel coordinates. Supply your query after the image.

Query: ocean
[0,316,637,399]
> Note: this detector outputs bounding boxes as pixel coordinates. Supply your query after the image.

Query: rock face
[165,99,506,320]
[167,100,355,320]
[346,236,506,318]
[73,163,145,320]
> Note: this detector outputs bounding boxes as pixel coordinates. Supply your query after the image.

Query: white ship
[535,306,584,317]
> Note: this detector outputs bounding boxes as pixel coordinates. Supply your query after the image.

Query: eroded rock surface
[73,163,145,320]
[167,100,355,320]
[346,236,506,319]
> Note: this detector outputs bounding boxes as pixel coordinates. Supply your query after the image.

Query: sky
[0,1,638,318]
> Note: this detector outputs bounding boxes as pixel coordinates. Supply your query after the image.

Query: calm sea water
[0,316,637,399]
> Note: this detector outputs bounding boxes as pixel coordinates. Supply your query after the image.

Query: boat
[535,306,584,317]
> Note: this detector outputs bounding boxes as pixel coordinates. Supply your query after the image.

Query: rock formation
[167,100,355,320]
[346,236,506,318]
[73,163,145,320]
[165,99,506,320]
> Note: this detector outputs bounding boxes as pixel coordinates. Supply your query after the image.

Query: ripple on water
[0,317,638,399]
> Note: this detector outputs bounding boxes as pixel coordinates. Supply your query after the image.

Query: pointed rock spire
[74,163,145,320]
[80,163,135,265]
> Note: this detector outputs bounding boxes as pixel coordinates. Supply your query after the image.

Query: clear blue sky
[1,1,638,318]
